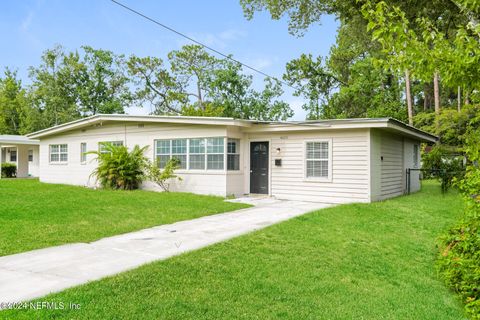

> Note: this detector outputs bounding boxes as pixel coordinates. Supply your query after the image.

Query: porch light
[276,147,281,154]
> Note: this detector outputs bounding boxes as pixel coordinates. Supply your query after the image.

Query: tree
[77,46,131,116]
[168,45,220,110]
[0,69,29,134]
[29,45,81,127]
[283,54,338,119]
[128,55,186,114]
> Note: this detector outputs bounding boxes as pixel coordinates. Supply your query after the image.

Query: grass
[0,179,249,256]
[1,181,467,319]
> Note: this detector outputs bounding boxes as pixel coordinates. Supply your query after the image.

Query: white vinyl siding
[247,129,369,204]
[49,144,68,163]
[380,134,404,198]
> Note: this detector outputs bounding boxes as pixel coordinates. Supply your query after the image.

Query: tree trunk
[465,90,470,105]
[423,82,430,111]
[405,70,413,125]
[433,72,440,116]
[197,82,204,110]
[457,86,461,112]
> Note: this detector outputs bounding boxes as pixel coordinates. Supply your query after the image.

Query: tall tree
[127,55,186,114]
[168,45,219,110]
[0,69,29,134]
[77,46,131,116]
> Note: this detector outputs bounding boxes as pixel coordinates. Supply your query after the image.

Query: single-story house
[0,135,40,178]
[21,114,436,203]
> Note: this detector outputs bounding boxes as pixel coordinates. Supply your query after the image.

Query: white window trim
[303,139,333,182]
[49,144,68,165]
[227,138,241,171]
[154,137,228,172]
[98,141,123,154]
[80,142,87,165]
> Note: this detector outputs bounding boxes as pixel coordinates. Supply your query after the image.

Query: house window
[171,139,187,169]
[305,141,330,179]
[156,140,171,168]
[99,141,123,154]
[155,137,230,171]
[227,139,240,171]
[80,143,87,164]
[10,150,17,162]
[189,138,205,170]
[207,137,224,170]
[28,150,33,162]
[413,144,419,168]
[50,144,68,163]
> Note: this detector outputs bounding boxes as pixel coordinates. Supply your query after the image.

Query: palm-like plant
[88,143,149,190]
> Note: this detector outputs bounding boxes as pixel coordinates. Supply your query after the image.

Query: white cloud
[20,11,34,32]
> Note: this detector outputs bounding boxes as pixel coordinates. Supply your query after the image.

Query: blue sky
[0,0,339,119]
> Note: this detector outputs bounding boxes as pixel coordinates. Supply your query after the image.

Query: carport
[0,135,40,178]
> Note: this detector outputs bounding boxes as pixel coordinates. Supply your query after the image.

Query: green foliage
[415,105,480,145]
[438,131,480,319]
[89,143,149,190]
[147,158,182,192]
[0,69,32,135]
[1,163,16,178]
[422,145,465,192]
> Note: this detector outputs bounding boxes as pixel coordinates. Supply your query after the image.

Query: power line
[109,0,300,91]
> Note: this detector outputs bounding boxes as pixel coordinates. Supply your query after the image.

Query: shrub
[437,131,480,319]
[1,163,16,178]
[422,144,465,192]
[147,158,182,191]
[89,143,149,190]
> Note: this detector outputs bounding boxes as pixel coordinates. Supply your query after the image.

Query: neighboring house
[0,135,40,178]
[24,115,436,203]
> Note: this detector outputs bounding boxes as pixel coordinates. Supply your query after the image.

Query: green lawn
[0,179,249,256]
[1,180,467,319]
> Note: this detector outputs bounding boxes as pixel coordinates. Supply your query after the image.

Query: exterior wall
[246,129,370,204]
[403,139,421,193]
[370,129,422,201]
[28,146,40,177]
[38,122,230,196]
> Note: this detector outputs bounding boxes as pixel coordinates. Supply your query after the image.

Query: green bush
[1,163,16,178]
[422,144,465,192]
[89,143,149,190]
[437,131,480,319]
[146,158,182,191]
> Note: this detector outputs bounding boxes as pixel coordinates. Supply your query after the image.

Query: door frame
[247,139,271,195]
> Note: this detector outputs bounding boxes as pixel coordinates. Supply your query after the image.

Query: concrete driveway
[0,198,331,304]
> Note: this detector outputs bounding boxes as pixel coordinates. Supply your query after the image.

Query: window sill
[49,162,68,165]
[303,177,332,183]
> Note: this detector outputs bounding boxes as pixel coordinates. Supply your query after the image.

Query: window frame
[10,149,17,162]
[303,139,332,182]
[227,138,240,171]
[98,141,123,154]
[154,137,230,172]
[49,144,68,164]
[413,144,419,168]
[80,142,87,164]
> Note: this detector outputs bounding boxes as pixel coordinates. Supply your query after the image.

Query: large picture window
[305,141,331,179]
[155,137,233,171]
[50,144,68,163]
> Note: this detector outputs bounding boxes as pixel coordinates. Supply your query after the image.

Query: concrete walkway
[0,198,331,304]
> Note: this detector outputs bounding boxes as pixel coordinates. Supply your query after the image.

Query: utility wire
[109,0,301,92]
